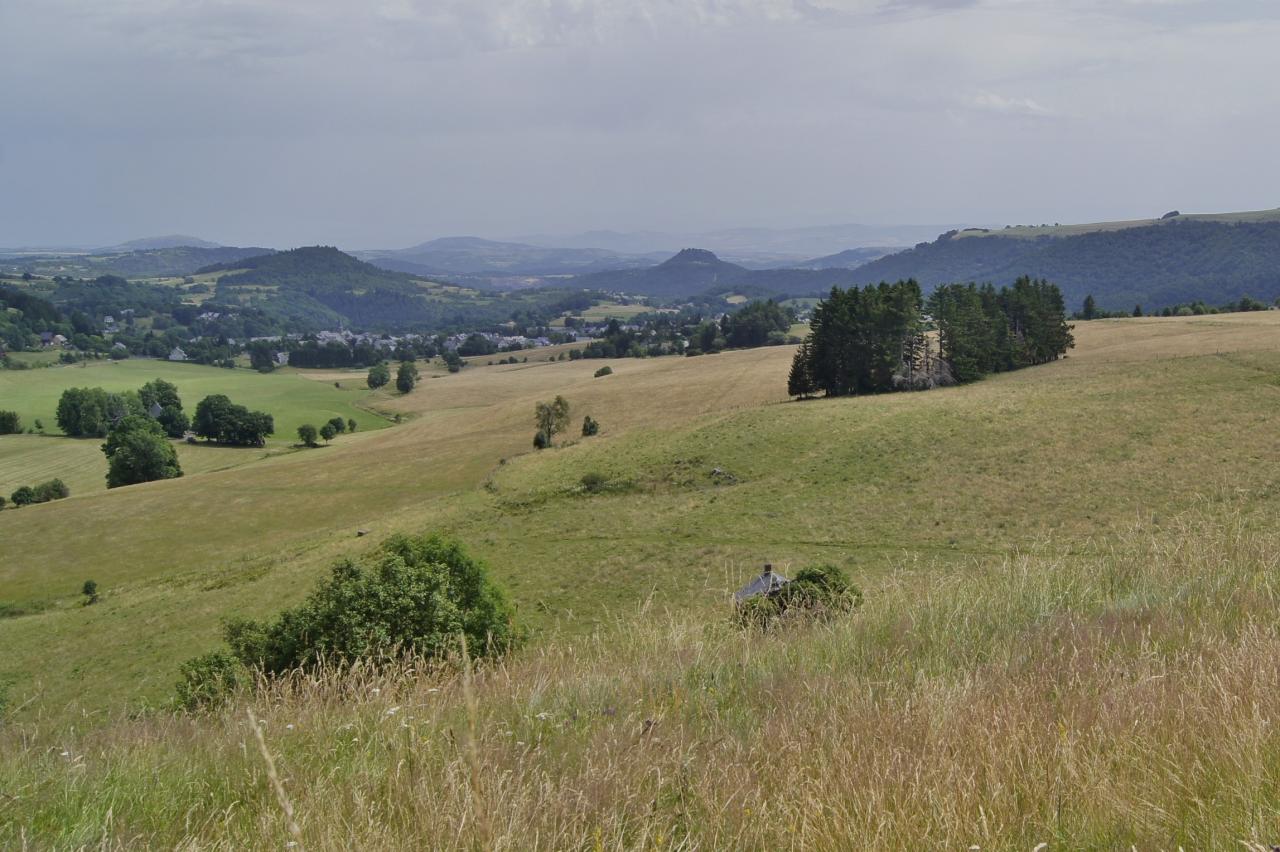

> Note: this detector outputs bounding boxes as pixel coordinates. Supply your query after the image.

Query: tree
[246,341,277,373]
[82,580,99,605]
[327,416,346,434]
[1133,304,1143,317]
[534,395,571,448]
[319,422,337,443]
[396,361,420,394]
[10,486,35,506]
[367,363,390,389]
[139,378,189,438]
[1082,294,1097,320]
[347,418,357,433]
[787,341,817,398]
[0,410,20,435]
[297,423,318,447]
[102,415,184,488]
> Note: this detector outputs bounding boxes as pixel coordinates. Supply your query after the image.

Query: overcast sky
[2,0,1278,249]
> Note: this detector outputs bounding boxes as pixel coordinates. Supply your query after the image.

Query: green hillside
[853,218,1280,311]
[0,245,273,279]
[5,313,1280,847]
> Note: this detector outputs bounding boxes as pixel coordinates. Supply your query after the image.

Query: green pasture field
[3,312,1280,725]
[8,312,1280,846]
[0,358,392,444]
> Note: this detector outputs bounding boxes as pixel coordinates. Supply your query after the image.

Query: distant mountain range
[513,223,965,260]
[848,209,1280,311]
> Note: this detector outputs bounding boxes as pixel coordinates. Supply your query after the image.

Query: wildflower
[535,712,551,721]
[285,724,295,731]
[386,706,401,716]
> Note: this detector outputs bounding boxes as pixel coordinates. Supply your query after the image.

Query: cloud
[967,91,1054,117]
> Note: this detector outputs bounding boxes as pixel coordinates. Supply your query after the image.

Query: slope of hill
[0,245,275,279]
[357,237,664,276]
[572,247,857,300]
[852,218,1280,310]
[205,246,599,331]
[795,245,896,269]
[6,313,1280,847]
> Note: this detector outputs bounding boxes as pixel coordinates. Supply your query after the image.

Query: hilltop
[571,247,856,300]
[850,210,1280,310]
[102,235,223,251]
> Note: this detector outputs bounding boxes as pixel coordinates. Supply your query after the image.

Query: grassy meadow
[5,312,1280,846]
[0,359,392,499]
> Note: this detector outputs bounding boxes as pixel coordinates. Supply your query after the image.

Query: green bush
[0,410,20,434]
[217,532,519,676]
[581,416,599,437]
[737,563,862,629]
[594,365,613,377]
[580,472,608,493]
[33,478,69,502]
[174,650,243,710]
[10,486,35,507]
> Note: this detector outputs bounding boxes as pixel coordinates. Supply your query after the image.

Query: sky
[2,0,1279,249]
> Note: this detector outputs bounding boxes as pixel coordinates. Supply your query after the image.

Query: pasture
[7,312,1280,846]
[3,312,1280,718]
[0,358,391,443]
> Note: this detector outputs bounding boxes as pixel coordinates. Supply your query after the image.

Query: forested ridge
[851,220,1280,310]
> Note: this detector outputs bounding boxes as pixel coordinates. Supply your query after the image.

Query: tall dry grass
[5,512,1280,849]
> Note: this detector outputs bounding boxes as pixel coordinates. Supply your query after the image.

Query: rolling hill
[849,209,1280,310]
[356,237,664,277]
[571,247,858,300]
[0,245,275,279]
[204,246,600,331]
[7,313,1280,847]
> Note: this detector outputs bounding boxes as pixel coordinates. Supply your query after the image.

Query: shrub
[594,365,613,377]
[297,423,318,447]
[580,472,608,493]
[0,495,6,511]
[82,579,99,605]
[0,410,20,434]
[581,415,599,437]
[737,563,862,629]
[33,479,69,502]
[216,532,519,676]
[347,418,357,433]
[10,486,35,507]
[174,650,243,710]
[532,430,550,450]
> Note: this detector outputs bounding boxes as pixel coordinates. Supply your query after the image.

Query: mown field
[4,313,1280,847]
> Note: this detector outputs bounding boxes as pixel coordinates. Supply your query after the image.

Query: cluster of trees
[1077,292,1276,320]
[56,379,190,439]
[0,410,21,434]
[789,277,1073,397]
[192,395,274,447]
[5,478,70,509]
[297,416,356,448]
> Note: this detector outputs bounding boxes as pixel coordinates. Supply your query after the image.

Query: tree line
[789,276,1074,397]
